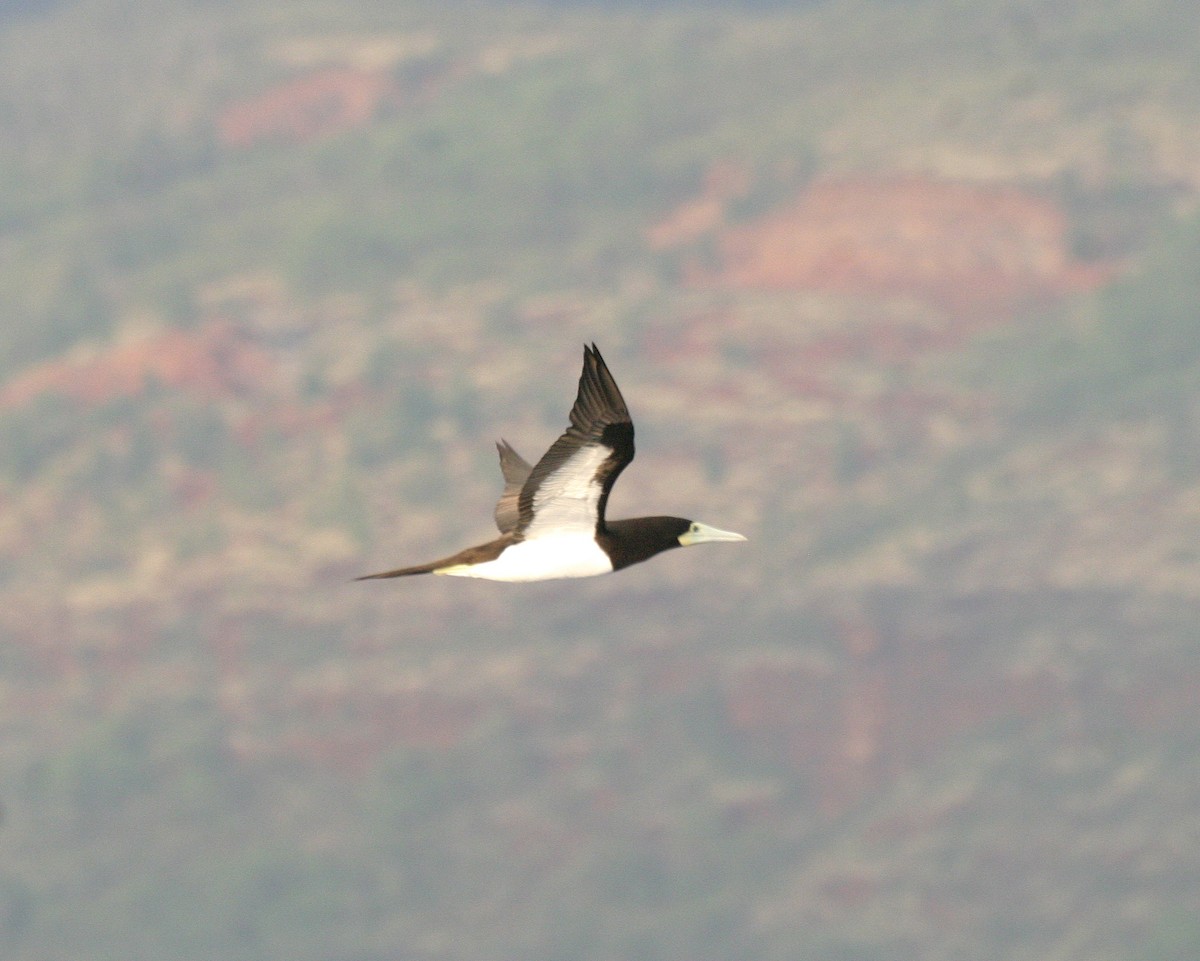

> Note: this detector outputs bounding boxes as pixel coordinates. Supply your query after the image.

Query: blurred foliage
[2,0,1200,960]
[993,211,1200,433]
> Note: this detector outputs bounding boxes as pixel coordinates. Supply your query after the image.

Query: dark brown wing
[516,344,634,538]
[493,439,533,533]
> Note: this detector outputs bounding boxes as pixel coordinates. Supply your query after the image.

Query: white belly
[436,534,613,582]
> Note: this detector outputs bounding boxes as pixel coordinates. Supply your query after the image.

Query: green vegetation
[1,0,1199,959]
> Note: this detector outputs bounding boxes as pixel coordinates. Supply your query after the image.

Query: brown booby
[357,344,745,582]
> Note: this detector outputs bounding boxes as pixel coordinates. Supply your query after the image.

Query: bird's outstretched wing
[493,439,532,533]
[516,344,634,538]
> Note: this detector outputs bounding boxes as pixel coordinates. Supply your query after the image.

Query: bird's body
[438,533,612,581]
[357,344,744,583]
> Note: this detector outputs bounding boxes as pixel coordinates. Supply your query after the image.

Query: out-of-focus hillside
[1,1,1200,959]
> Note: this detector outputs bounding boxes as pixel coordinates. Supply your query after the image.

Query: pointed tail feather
[354,562,439,580]
[355,536,512,582]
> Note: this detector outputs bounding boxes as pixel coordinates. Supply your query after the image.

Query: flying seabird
[356,344,746,582]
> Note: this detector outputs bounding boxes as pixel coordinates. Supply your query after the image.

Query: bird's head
[675,519,748,547]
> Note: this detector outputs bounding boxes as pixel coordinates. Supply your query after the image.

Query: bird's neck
[598,517,683,572]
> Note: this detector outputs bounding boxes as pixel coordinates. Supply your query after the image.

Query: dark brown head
[599,516,746,572]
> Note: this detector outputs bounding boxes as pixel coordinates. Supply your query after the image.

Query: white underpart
[437,533,612,581]
[438,442,616,581]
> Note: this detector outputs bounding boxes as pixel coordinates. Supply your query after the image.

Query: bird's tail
[354,536,511,581]
[353,562,439,580]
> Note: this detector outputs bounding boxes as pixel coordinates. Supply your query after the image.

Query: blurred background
[2,0,1200,958]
